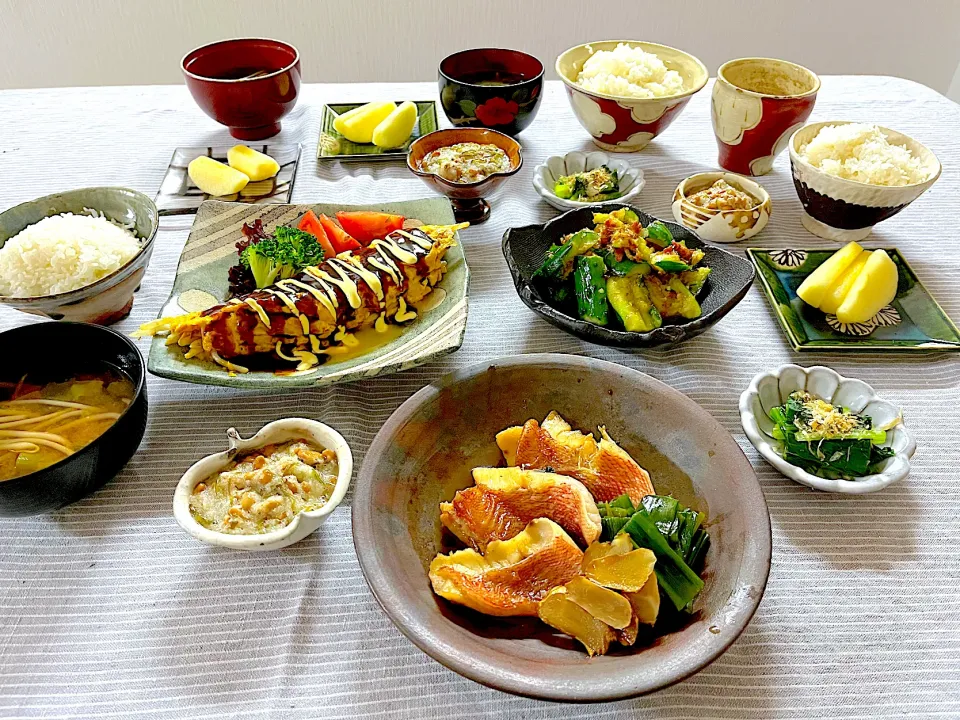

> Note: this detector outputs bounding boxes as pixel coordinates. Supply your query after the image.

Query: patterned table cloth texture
[0,78,958,720]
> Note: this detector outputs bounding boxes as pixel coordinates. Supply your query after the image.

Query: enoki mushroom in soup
[0,371,134,480]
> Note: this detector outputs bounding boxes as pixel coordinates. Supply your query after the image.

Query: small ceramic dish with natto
[174,418,353,550]
[739,364,915,494]
[533,151,644,211]
[671,172,771,243]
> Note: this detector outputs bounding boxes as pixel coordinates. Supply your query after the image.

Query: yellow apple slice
[372,101,418,149]
[836,249,898,324]
[333,101,396,144]
[227,145,280,181]
[796,241,863,308]
[187,156,249,197]
[819,250,871,316]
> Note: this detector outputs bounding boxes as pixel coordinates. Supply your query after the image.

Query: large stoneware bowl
[556,41,708,152]
[352,354,771,701]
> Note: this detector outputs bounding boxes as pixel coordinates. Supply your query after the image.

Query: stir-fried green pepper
[574,255,608,326]
[607,276,662,332]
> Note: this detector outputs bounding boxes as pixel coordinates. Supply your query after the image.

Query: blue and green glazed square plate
[317,101,437,161]
[145,197,469,388]
[747,248,960,352]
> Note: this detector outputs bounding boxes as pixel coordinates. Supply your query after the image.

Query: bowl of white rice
[789,121,941,241]
[0,187,158,323]
[556,40,708,152]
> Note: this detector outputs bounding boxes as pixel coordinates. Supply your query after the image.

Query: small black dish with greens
[502,205,755,348]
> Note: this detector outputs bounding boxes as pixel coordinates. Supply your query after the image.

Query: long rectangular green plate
[146,198,469,388]
[747,247,960,352]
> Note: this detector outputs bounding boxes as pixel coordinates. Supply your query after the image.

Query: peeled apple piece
[227,145,280,181]
[333,101,396,143]
[836,249,898,323]
[372,101,418,149]
[187,156,249,197]
[819,250,871,316]
[796,241,863,308]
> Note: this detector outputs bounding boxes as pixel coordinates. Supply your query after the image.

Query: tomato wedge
[335,211,405,245]
[297,210,337,259]
[317,213,361,252]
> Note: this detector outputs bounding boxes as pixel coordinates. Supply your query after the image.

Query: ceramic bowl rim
[353,352,772,701]
[0,321,147,489]
[555,40,709,104]
[675,171,770,214]
[788,120,942,193]
[181,37,301,84]
[0,187,159,306]
[532,151,645,207]
[739,363,916,494]
[438,47,545,87]
[716,57,820,99]
[407,128,523,189]
[172,418,353,550]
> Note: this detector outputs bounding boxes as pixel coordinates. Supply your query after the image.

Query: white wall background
[1,0,959,100]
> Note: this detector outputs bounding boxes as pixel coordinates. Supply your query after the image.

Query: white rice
[0,212,142,298]
[576,43,685,99]
[798,123,931,186]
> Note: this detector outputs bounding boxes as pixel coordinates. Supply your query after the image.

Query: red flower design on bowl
[475,97,519,126]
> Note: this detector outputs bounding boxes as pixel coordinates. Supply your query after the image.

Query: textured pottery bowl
[502,204,755,348]
[407,128,522,224]
[556,41,708,152]
[181,38,301,140]
[671,172,771,243]
[789,121,941,242]
[173,418,352,551]
[0,187,159,324]
[712,58,819,176]
[352,354,771,701]
[739,364,915,494]
[438,48,544,136]
[0,322,148,517]
[532,151,644,211]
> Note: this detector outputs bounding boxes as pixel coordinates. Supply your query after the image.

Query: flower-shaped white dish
[672,171,771,243]
[173,418,352,550]
[533,151,644,211]
[739,364,915,494]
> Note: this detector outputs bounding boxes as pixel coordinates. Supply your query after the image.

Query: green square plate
[317,101,437,161]
[747,248,960,352]
[146,197,469,389]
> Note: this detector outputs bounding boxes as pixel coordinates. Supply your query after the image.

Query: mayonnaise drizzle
[307,265,361,310]
[396,229,434,250]
[278,279,337,320]
[244,298,271,326]
[331,257,384,304]
[371,237,419,265]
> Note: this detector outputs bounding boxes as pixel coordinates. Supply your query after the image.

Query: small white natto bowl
[672,171,771,243]
[173,418,353,550]
[532,151,644,211]
[739,364,915,494]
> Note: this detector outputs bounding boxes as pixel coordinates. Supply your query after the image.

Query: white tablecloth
[1,78,958,720]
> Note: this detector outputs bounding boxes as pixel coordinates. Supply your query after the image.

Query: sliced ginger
[564,576,633,629]
[583,547,656,592]
[538,585,616,657]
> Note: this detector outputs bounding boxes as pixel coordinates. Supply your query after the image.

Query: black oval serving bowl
[0,322,148,516]
[502,205,755,348]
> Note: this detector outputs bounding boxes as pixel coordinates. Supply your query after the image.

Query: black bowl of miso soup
[0,322,147,516]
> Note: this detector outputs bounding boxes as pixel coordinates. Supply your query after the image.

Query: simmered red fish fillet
[512,412,654,504]
[440,467,601,551]
[429,518,584,617]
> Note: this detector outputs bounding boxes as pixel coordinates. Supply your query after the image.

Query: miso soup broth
[0,368,134,481]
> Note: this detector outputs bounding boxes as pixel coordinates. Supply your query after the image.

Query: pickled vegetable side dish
[770,391,896,479]
[554,165,623,202]
[190,439,338,534]
[533,209,711,332]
